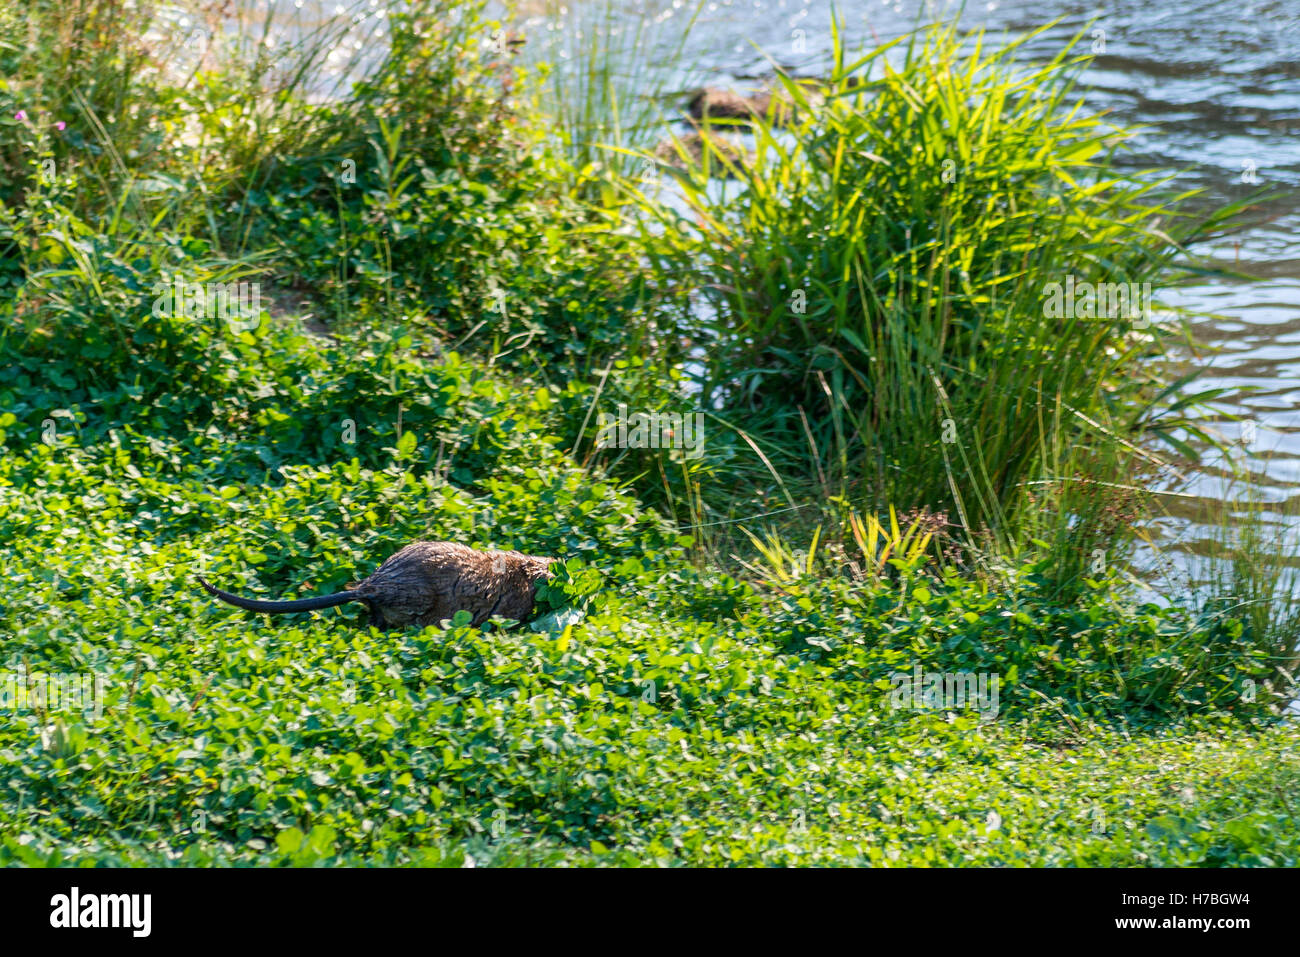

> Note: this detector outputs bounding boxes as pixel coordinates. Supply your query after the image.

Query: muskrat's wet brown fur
[198,541,556,629]
[687,87,805,126]
[688,87,771,122]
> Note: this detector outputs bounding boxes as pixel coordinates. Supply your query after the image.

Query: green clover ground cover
[0,325,1295,867]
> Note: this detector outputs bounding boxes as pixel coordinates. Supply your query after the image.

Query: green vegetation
[0,0,1295,867]
[628,22,1247,570]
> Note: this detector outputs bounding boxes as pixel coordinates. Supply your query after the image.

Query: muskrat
[198,541,557,629]
[688,87,771,122]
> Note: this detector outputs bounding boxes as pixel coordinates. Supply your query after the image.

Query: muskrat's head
[529,555,560,582]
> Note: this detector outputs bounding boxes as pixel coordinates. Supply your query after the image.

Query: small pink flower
[14,110,26,121]
[55,121,66,131]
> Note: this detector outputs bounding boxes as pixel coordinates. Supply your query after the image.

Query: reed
[623,18,1249,582]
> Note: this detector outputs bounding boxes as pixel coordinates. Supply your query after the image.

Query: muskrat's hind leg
[364,600,387,630]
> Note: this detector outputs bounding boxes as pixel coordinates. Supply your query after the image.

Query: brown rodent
[198,541,556,629]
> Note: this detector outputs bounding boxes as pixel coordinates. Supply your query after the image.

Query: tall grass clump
[628,19,1243,571]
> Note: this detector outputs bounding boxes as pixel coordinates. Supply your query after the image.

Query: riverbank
[0,0,1296,866]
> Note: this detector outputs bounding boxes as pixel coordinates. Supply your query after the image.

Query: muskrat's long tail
[197,577,358,614]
